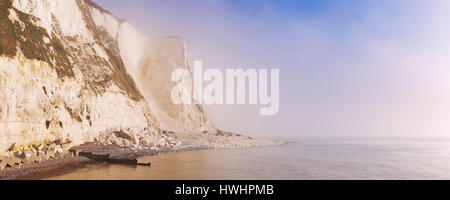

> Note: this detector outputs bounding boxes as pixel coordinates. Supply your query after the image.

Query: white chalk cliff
[0,0,215,154]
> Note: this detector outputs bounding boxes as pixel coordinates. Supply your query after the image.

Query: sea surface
[48,138,450,180]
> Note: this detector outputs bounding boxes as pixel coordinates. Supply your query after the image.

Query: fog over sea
[49,138,450,180]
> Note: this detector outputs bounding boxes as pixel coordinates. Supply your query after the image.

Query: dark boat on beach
[69,150,151,166]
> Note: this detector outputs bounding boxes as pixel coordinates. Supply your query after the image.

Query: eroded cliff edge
[0,0,281,172]
[0,0,159,153]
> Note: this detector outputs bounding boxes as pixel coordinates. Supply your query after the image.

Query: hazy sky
[94,0,450,138]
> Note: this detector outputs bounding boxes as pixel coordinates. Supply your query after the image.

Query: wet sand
[48,146,287,180]
[0,143,210,180]
[0,135,282,180]
[0,156,92,180]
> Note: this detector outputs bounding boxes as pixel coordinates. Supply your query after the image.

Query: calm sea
[48,138,450,180]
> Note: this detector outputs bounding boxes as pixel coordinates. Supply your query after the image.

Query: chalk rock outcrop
[0,0,214,155]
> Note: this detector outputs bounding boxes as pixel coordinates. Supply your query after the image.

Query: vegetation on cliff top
[0,0,143,101]
[0,0,74,77]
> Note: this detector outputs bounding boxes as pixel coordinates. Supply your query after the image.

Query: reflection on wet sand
[48,149,221,180]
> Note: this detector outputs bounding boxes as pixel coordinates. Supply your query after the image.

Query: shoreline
[0,156,92,180]
[0,144,209,180]
[1,138,284,180]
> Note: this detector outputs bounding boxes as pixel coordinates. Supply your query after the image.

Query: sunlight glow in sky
[94,0,450,138]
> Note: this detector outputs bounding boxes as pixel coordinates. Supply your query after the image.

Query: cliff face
[119,27,214,133]
[0,0,214,154]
